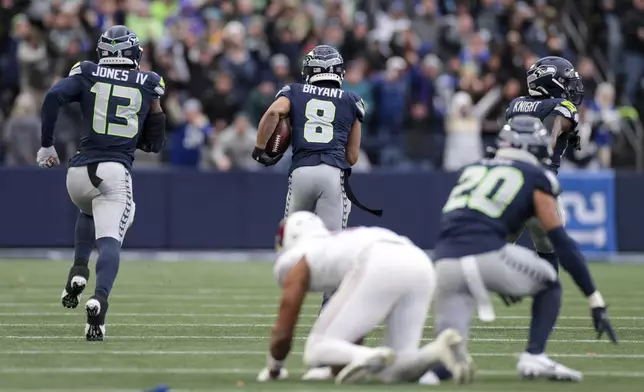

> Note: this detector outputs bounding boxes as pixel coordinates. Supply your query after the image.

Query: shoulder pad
[68,61,85,77]
[275,84,292,99]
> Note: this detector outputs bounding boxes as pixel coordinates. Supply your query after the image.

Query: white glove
[256,356,288,382]
[37,146,60,168]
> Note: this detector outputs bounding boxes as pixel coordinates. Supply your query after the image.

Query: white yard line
[0,350,640,358]
[0,312,643,320]
[0,367,643,378]
[0,335,641,343]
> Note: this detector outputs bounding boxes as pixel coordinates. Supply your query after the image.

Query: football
[266,118,291,157]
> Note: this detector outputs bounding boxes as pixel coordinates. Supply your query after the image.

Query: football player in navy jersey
[425,116,616,384]
[36,25,166,341]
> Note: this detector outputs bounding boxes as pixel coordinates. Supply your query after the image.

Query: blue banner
[558,171,617,255]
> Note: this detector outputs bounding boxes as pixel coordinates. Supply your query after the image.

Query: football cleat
[85,296,107,341]
[517,352,582,382]
[61,275,87,309]
[434,328,475,384]
[335,347,396,384]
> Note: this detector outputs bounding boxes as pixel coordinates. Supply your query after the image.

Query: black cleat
[85,296,108,341]
[61,276,87,309]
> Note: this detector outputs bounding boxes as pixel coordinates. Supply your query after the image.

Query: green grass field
[0,260,642,392]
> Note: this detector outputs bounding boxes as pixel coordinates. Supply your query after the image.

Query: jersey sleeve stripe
[560,100,577,113]
[68,62,82,76]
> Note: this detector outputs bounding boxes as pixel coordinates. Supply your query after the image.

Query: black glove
[591,307,618,343]
[499,294,523,307]
[568,130,581,150]
[252,147,283,167]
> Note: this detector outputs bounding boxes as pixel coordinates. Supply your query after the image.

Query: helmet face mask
[301,45,345,87]
[97,25,143,69]
[527,56,584,105]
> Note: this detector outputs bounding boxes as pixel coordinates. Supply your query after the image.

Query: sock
[305,335,375,368]
[94,237,121,300]
[378,341,445,383]
[527,279,562,354]
[429,364,452,380]
[73,212,95,268]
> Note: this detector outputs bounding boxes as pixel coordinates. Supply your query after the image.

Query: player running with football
[430,116,617,382]
[37,25,166,341]
[256,212,472,384]
[252,45,382,353]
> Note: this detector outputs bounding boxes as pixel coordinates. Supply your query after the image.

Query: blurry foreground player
[36,26,166,341]
[429,116,617,383]
[256,212,472,384]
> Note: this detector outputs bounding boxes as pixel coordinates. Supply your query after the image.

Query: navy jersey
[505,96,579,172]
[41,61,165,171]
[276,83,365,174]
[433,156,561,260]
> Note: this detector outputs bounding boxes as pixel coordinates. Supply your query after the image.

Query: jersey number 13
[443,165,524,218]
[90,82,142,139]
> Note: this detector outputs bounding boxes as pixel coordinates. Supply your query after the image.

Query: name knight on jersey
[302,83,344,98]
[512,101,542,113]
[91,66,148,85]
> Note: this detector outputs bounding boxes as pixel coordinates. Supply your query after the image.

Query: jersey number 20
[443,165,524,218]
[90,82,142,139]
[304,99,335,143]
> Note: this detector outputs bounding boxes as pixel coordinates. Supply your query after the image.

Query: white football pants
[66,162,135,243]
[303,241,440,382]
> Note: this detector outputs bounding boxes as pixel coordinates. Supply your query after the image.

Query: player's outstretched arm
[534,190,618,343]
[258,257,310,382]
[138,99,166,153]
[346,119,361,166]
[38,77,83,167]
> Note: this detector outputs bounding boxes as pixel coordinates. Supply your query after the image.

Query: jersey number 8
[304,99,336,143]
[90,82,142,139]
[443,165,524,218]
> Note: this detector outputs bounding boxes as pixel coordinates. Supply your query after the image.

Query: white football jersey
[273,227,412,293]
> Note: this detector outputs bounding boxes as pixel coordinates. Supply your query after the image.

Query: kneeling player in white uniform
[256,212,472,384]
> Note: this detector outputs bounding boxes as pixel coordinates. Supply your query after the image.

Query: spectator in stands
[169,99,213,168]
[588,83,621,168]
[210,112,258,172]
[622,0,644,104]
[443,91,482,171]
[3,92,40,166]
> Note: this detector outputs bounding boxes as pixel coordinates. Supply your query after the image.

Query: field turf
[0,260,642,392]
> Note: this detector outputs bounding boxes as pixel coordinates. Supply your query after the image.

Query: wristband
[588,291,605,308]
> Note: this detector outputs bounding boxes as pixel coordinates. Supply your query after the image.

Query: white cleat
[435,328,475,384]
[418,370,441,385]
[61,276,87,309]
[301,367,334,381]
[335,347,396,384]
[85,298,106,341]
[517,352,583,382]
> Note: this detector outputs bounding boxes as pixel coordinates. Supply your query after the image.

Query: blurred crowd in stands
[1,0,643,172]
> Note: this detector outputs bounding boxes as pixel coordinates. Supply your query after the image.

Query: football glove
[568,130,581,150]
[252,147,283,167]
[589,291,618,343]
[256,356,289,382]
[37,146,60,168]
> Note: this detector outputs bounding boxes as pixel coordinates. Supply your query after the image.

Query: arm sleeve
[354,95,366,123]
[40,76,83,147]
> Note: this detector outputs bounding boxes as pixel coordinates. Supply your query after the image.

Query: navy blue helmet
[96,25,142,69]
[526,56,584,105]
[497,115,553,164]
[301,45,345,87]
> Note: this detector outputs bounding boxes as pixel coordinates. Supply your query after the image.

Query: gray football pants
[66,162,135,243]
[284,164,351,231]
[433,244,558,356]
